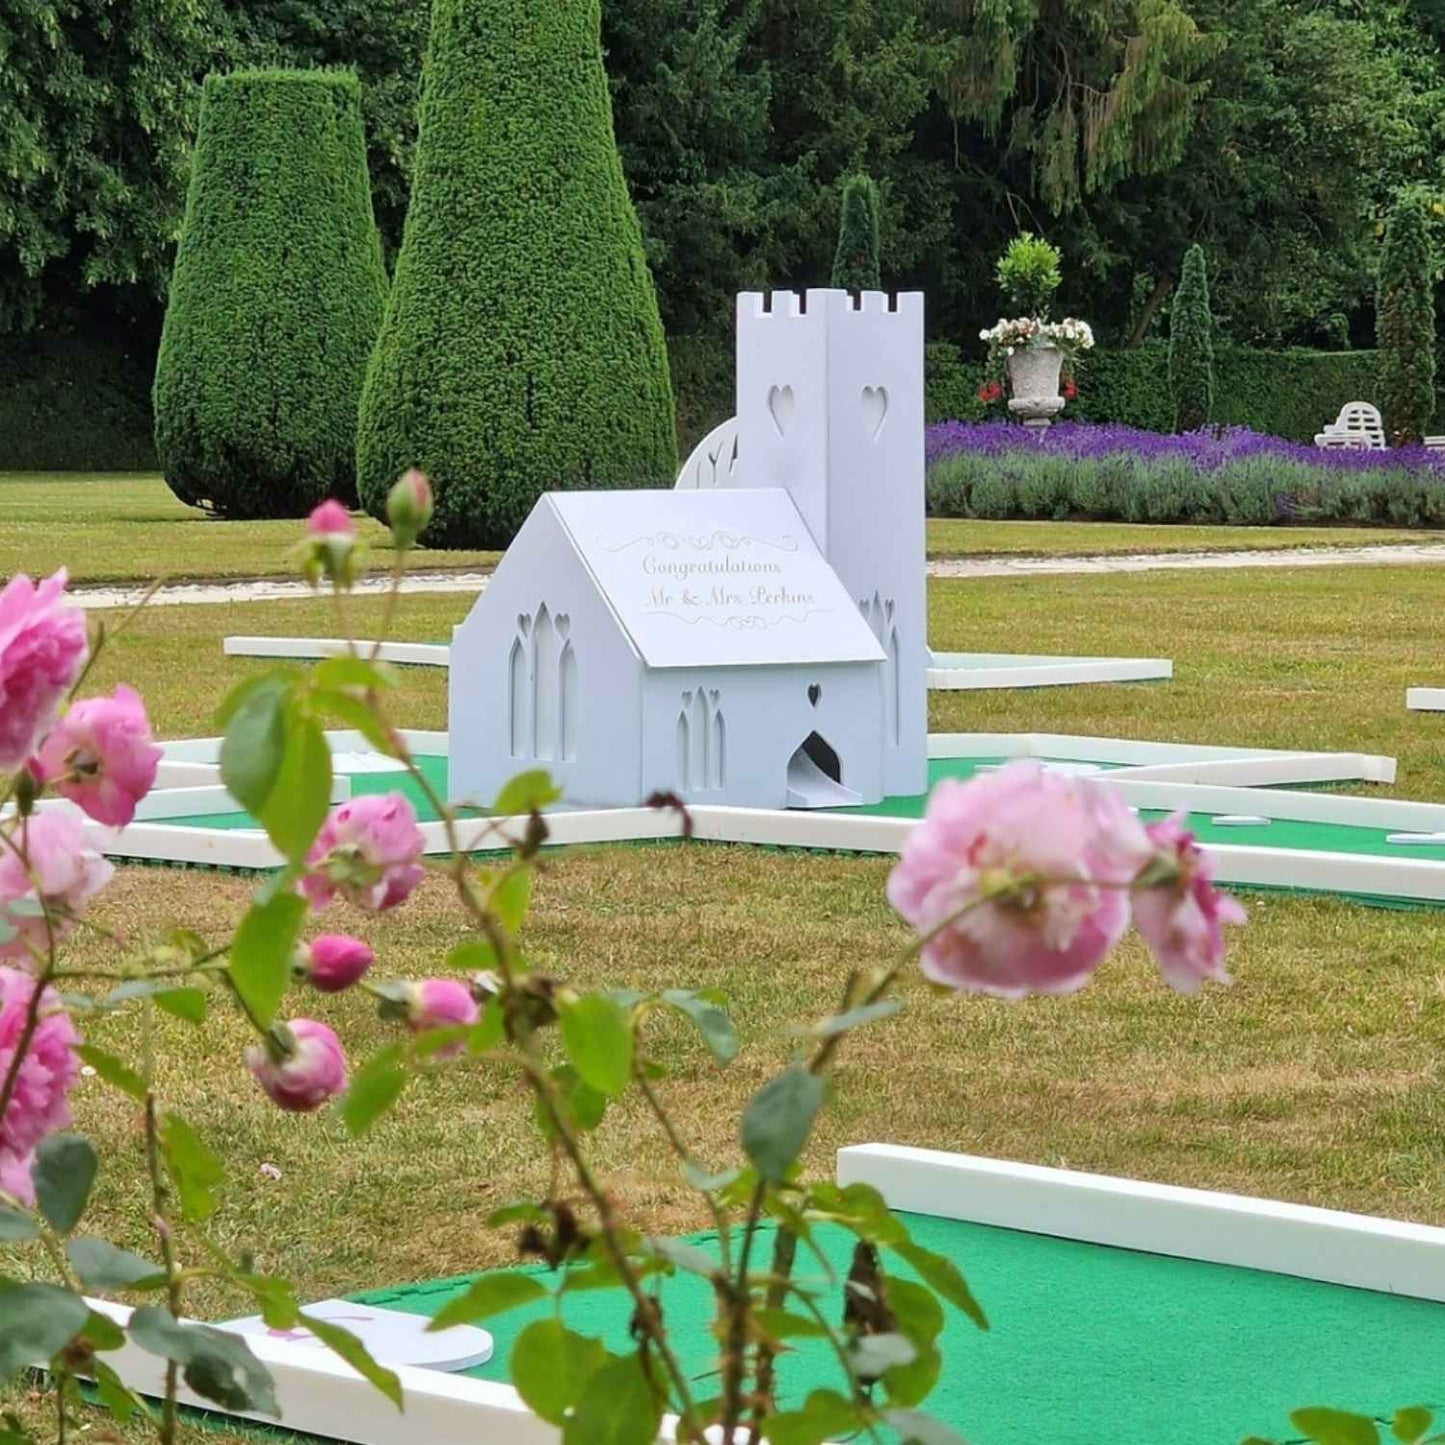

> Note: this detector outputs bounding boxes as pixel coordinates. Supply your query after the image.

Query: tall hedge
[1377,190,1437,447]
[831,175,882,292]
[355,0,677,548]
[154,71,387,517]
[1168,244,1214,432]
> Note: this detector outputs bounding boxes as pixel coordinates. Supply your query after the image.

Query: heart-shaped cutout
[861,385,888,439]
[555,613,570,639]
[807,683,822,708]
[768,384,795,438]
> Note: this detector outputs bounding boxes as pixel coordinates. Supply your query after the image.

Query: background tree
[355,0,677,548]
[1168,244,1214,430]
[1376,188,1437,447]
[831,175,882,290]
[153,70,388,516]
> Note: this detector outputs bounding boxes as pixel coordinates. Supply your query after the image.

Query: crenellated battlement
[737,288,923,325]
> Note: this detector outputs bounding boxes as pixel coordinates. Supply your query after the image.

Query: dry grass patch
[32,850,1445,1335]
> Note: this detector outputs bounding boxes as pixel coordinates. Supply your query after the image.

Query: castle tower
[734,289,927,797]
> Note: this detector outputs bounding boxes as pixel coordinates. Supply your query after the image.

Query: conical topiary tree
[1168,243,1214,432]
[831,175,881,292]
[1377,189,1437,447]
[154,70,388,517]
[355,0,677,548]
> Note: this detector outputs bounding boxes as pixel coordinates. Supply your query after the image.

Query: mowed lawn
[7,547,1445,1445]
[1,472,1439,583]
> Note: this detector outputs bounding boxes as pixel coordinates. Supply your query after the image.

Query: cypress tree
[1168,243,1214,432]
[355,0,677,548]
[154,71,387,517]
[831,175,881,292]
[1377,190,1437,447]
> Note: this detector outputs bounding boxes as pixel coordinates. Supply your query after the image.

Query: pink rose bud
[300,793,426,913]
[0,812,113,960]
[1132,816,1245,994]
[301,934,374,993]
[0,967,81,1194]
[887,761,1151,999]
[298,501,363,589]
[307,499,356,538]
[0,570,89,770]
[245,1019,347,1112]
[33,685,162,827]
[386,469,434,549]
[406,978,478,1057]
[407,977,479,1032]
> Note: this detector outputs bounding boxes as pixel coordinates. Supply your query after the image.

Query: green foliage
[1168,244,1214,431]
[929,0,1217,213]
[832,175,882,291]
[995,234,1062,317]
[355,0,677,549]
[1377,189,1437,446]
[153,70,388,517]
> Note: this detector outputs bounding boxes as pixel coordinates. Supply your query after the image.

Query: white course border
[86,729,1445,904]
[78,1142,1445,1445]
[222,636,1173,693]
[1407,687,1445,712]
[837,1142,1445,1302]
[927,652,1171,690]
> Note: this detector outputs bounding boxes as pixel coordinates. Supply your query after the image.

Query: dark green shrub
[355,0,676,548]
[1377,190,1437,446]
[1168,244,1214,431]
[153,70,387,517]
[0,327,157,471]
[831,175,881,292]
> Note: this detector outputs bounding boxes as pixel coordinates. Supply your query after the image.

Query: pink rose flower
[300,793,426,913]
[1132,816,1245,993]
[0,813,114,962]
[245,1019,347,1112]
[887,761,1151,998]
[307,500,356,537]
[33,685,162,827]
[0,570,89,770]
[0,966,80,1203]
[301,934,374,993]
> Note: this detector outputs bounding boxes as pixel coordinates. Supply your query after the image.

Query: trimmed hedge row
[0,327,1426,477]
[0,329,157,471]
[154,70,388,518]
[356,0,676,547]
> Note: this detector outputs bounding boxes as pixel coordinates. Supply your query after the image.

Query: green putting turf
[350,1212,1445,1443]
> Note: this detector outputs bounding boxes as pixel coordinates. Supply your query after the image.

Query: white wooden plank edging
[223,636,1177,695]
[835,1143,1445,1301]
[927,652,1171,690]
[1407,687,1445,712]
[224,637,451,668]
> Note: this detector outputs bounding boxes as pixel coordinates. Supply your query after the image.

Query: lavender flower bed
[924,421,1445,527]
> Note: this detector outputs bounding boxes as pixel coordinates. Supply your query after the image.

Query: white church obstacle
[448,289,928,811]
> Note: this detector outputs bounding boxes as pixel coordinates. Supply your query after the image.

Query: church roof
[542,489,887,669]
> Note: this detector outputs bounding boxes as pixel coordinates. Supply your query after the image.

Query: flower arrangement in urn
[979,234,1094,428]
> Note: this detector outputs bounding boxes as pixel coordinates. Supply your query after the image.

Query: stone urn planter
[1006,342,1066,430]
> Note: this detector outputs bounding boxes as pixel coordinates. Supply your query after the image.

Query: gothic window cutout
[677,686,726,792]
[508,614,532,758]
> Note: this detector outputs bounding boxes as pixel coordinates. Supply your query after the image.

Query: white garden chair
[1314,402,1385,450]
[675,416,739,489]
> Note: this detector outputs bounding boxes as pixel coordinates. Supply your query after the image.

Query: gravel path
[69,541,1445,609]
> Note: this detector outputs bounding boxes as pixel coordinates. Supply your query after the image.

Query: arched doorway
[786,731,861,808]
